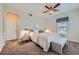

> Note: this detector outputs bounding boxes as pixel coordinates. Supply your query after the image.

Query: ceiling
[4,3,79,18]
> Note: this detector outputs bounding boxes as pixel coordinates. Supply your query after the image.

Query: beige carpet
[0,40,79,55]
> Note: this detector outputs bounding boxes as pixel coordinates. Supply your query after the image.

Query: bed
[30,32,67,54]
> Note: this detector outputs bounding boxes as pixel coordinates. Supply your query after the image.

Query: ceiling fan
[43,3,60,15]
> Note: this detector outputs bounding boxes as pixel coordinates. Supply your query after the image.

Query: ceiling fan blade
[43,11,48,13]
[45,5,50,9]
[53,3,60,8]
[53,9,59,11]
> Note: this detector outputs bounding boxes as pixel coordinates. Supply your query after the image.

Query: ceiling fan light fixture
[48,10,53,14]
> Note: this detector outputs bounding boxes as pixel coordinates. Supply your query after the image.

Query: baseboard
[69,39,79,44]
[0,42,5,53]
[6,38,16,41]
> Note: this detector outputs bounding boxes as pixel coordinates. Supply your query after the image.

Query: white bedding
[30,32,63,52]
[30,32,39,43]
[38,32,62,52]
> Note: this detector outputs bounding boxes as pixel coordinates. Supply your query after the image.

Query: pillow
[55,33,62,38]
[26,30,31,36]
[59,33,66,38]
[39,30,44,33]
[34,29,39,33]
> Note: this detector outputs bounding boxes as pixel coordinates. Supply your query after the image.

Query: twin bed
[30,32,67,54]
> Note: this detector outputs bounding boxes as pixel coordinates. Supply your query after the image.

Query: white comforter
[30,32,62,52]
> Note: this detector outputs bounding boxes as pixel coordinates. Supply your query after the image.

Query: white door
[5,12,19,40]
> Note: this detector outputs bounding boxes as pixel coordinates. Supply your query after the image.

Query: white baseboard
[69,39,79,44]
[0,42,5,53]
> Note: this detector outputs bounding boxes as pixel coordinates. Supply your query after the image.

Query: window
[56,17,69,37]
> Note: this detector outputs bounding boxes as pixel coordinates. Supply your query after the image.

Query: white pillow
[26,30,31,36]
[34,29,39,33]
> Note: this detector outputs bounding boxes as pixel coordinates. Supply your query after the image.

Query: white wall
[20,13,45,30]
[4,5,45,31]
[0,4,4,43]
[0,4,5,52]
[44,8,79,42]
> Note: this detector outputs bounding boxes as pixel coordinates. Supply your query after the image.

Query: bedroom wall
[20,13,45,31]
[44,8,79,42]
[0,4,5,52]
[0,4,4,43]
[4,5,45,31]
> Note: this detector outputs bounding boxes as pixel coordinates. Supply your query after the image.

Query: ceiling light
[48,10,53,14]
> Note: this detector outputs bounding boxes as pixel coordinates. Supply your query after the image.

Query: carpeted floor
[0,40,79,55]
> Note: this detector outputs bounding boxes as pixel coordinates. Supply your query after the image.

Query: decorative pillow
[55,33,62,38]
[39,30,44,33]
[27,29,33,32]
[59,33,66,38]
